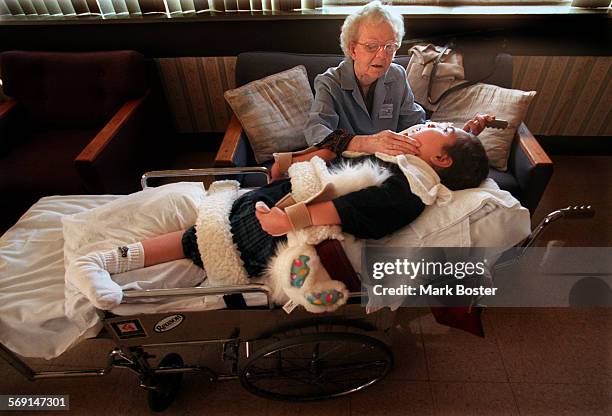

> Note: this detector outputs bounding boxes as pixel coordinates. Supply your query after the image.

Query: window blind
[0,0,571,17]
[0,0,108,15]
[322,0,566,5]
[0,0,325,15]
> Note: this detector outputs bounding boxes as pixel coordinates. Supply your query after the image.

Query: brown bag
[406,44,466,112]
[407,43,500,113]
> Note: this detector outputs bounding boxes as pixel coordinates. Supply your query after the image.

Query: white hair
[339,1,405,59]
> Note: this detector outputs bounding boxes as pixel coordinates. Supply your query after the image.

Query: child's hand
[255,201,292,236]
[463,114,495,135]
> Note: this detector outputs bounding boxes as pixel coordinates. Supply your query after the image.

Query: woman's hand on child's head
[463,114,495,135]
[358,130,420,156]
[255,201,292,236]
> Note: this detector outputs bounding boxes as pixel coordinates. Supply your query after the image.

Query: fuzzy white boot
[271,244,348,313]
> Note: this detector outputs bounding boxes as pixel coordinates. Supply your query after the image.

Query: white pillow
[431,83,536,171]
[61,182,208,317]
[224,65,313,164]
[62,182,206,265]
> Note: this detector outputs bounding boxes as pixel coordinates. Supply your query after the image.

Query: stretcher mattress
[0,194,267,360]
[1,179,531,359]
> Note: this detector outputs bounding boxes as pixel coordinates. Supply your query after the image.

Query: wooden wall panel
[156,56,236,133]
[513,56,611,136]
[1,55,608,137]
[159,55,610,136]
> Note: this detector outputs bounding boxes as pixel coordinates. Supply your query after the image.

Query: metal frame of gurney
[0,167,594,412]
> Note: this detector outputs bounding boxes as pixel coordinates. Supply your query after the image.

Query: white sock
[98,242,145,274]
[66,253,123,310]
[65,243,145,310]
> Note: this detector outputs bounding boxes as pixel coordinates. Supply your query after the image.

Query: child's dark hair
[437,133,489,191]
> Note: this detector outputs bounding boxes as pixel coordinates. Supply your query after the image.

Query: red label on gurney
[118,322,139,333]
[111,319,147,339]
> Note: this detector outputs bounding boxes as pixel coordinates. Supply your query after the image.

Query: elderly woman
[303,1,489,157]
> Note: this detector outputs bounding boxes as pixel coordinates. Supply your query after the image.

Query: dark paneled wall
[0,14,609,57]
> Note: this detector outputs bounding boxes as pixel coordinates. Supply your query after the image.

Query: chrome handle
[560,205,594,219]
[141,167,270,189]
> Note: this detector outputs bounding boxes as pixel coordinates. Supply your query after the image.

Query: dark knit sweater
[183,155,425,277]
[239,158,423,276]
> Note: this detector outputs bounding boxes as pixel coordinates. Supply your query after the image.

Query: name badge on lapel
[378,103,393,119]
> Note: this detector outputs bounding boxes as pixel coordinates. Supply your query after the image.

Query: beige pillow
[224,65,313,164]
[431,83,536,171]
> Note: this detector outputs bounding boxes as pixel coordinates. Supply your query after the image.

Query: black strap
[426,43,452,104]
[315,239,361,292]
[427,44,499,106]
[223,293,247,309]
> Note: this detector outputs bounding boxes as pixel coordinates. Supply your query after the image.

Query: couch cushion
[0,128,97,195]
[488,168,520,197]
[225,66,313,164]
[463,52,513,89]
[0,128,97,232]
[432,83,536,171]
[0,50,147,127]
[241,161,275,188]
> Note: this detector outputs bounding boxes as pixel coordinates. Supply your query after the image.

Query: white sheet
[0,194,266,359]
[0,195,113,359]
[61,182,209,318]
[357,179,531,311]
[1,181,531,359]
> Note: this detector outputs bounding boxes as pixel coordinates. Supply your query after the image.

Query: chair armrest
[509,122,554,214]
[214,114,249,167]
[75,90,161,193]
[516,123,553,167]
[76,92,148,163]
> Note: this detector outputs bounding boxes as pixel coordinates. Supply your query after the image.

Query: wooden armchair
[215,52,553,214]
[0,50,167,232]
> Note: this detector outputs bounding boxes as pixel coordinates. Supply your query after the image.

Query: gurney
[0,167,593,411]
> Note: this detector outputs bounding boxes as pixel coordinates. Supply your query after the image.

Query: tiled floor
[2,308,610,415]
[1,155,611,415]
[531,155,612,246]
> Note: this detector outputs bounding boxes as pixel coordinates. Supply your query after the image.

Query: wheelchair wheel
[147,353,184,412]
[239,332,393,401]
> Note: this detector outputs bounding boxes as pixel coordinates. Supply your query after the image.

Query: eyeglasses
[356,42,400,55]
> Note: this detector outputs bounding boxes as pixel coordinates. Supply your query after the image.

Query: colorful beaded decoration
[290,255,310,288]
[306,290,343,306]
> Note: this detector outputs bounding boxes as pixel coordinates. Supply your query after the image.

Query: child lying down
[67,123,490,313]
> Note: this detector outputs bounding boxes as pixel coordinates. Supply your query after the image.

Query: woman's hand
[348,130,421,156]
[463,114,495,136]
[255,201,292,236]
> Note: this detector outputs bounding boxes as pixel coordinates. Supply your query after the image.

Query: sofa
[214,51,553,215]
[0,50,170,232]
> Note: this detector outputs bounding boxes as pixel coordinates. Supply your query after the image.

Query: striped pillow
[224,65,313,164]
[432,83,536,171]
